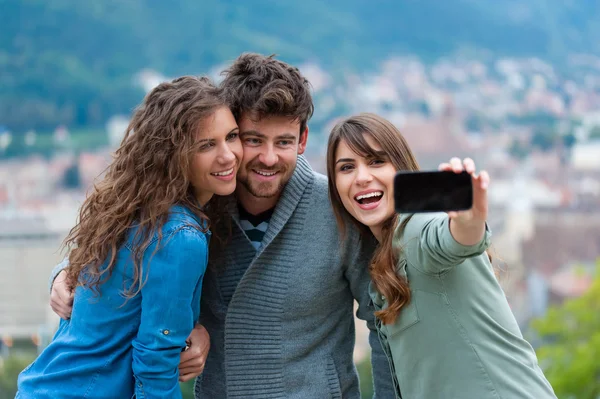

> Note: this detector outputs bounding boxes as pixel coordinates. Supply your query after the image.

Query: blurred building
[521,207,600,321]
[0,215,64,340]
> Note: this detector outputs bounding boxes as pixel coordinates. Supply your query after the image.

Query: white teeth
[255,170,277,176]
[355,191,383,201]
[212,168,233,176]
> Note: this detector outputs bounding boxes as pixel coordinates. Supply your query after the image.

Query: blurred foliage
[0,128,107,159]
[2,0,600,132]
[562,132,577,148]
[508,138,529,160]
[0,353,36,398]
[531,259,600,399]
[530,129,558,152]
[357,355,375,399]
[589,126,600,141]
[0,356,371,398]
[0,353,197,398]
[62,162,81,189]
[180,379,195,399]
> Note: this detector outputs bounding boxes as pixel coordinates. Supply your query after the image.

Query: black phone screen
[393,170,473,213]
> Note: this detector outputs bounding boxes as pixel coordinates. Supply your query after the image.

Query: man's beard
[239,178,285,198]
[238,161,291,198]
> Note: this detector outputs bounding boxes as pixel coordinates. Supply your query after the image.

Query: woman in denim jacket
[16,76,242,399]
[326,113,556,398]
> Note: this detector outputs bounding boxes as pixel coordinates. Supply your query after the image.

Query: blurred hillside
[3,0,600,131]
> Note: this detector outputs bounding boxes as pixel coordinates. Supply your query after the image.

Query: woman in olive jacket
[326,113,557,399]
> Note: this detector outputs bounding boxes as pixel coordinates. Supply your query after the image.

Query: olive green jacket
[371,213,556,399]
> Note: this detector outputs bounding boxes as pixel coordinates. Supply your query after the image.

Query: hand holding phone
[394,170,473,213]
[394,156,489,228]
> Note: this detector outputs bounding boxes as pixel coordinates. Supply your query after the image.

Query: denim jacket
[17,205,209,399]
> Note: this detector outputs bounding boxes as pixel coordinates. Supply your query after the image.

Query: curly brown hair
[327,113,420,325]
[220,53,314,133]
[63,75,227,298]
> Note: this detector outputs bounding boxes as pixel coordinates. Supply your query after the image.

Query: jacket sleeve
[400,213,492,275]
[345,232,396,398]
[48,257,69,293]
[132,227,208,399]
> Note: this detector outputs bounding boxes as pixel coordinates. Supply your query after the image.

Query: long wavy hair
[327,113,420,325]
[63,76,228,298]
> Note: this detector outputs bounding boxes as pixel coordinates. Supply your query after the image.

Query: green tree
[508,138,529,160]
[562,132,577,148]
[530,129,557,152]
[180,380,195,399]
[0,354,197,398]
[357,355,375,399]
[589,126,600,141]
[465,115,484,133]
[0,354,36,398]
[62,162,81,189]
[531,259,600,399]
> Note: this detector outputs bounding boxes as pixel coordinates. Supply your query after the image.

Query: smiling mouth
[354,191,383,205]
[253,170,278,177]
[211,167,234,177]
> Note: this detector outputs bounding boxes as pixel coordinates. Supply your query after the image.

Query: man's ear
[298,127,309,155]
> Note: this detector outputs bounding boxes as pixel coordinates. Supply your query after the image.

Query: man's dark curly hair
[220,53,314,134]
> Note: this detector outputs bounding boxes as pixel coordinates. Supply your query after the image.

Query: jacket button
[163,329,170,335]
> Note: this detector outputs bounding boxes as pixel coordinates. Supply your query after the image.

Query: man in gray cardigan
[49,53,395,398]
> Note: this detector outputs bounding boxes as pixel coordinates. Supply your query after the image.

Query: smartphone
[393,170,473,213]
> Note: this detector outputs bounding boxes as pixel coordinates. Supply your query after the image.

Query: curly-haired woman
[16,76,242,399]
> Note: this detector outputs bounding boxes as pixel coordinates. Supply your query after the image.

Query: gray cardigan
[49,156,395,398]
[194,156,394,398]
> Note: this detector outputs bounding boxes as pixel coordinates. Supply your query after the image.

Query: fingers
[473,169,489,208]
[462,158,475,174]
[439,158,475,174]
[478,170,490,190]
[60,290,74,306]
[50,272,74,320]
[179,369,202,382]
[442,157,488,221]
[449,157,463,173]
[178,324,210,382]
[179,360,205,373]
[50,293,73,319]
[438,162,451,172]
[180,346,205,365]
[50,299,72,320]
[178,350,205,382]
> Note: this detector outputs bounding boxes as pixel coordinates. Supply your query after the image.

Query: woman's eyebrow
[335,158,355,165]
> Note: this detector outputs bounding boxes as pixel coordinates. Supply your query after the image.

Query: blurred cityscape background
[1,1,600,398]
